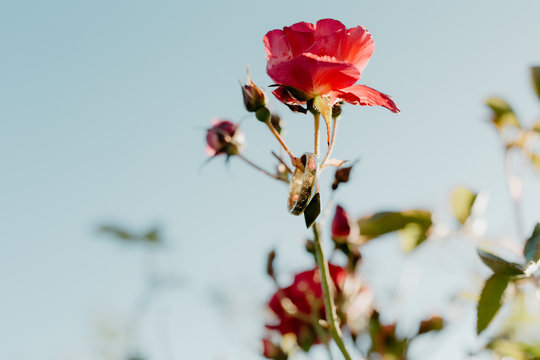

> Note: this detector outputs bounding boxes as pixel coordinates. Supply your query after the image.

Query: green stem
[312,223,353,360]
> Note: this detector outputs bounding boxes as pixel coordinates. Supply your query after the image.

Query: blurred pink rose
[205,119,244,157]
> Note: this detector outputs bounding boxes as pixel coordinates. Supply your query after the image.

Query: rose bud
[242,70,267,112]
[331,205,351,243]
[205,119,245,157]
[262,338,287,360]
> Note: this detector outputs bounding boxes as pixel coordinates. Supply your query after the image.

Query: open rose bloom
[264,19,398,113]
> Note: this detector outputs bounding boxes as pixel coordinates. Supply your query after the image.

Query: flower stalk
[265,120,302,169]
[314,112,320,159]
[320,116,340,169]
[237,153,288,183]
[312,223,353,360]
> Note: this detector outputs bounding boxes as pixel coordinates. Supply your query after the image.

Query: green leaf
[357,210,432,250]
[304,192,321,228]
[524,223,540,263]
[531,66,540,100]
[477,249,524,276]
[450,186,477,225]
[477,274,509,334]
[486,97,520,129]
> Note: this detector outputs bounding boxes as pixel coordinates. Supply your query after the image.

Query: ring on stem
[288,153,318,215]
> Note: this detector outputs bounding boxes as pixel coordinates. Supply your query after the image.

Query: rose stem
[320,116,340,169]
[271,151,293,174]
[265,121,301,168]
[312,223,353,360]
[314,112,320,159]
[236,153,288,183]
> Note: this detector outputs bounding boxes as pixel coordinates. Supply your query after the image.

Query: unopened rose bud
[242,70,267,112]
[332,205,351,243]
[205,119,245,157]
[262,338,287,360]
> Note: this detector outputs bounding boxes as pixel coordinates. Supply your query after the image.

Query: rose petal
[283,24,315,57]
[314,18,346,37]
[334,84,399,113]
[341,26,374,74]
[264,29,292,60]
[267,53,360,95]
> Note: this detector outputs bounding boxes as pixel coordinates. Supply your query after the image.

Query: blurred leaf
[144,228,160,243]
[304,193,321,228]
[99,225,134,240]
[477,249,524,276]
[399,222,429,252]
[531,66,540,100]
[524,223,540,264]
[357,210,432,250]
[477,274,509,334]
[488,339,528,360]
[486,97,520,129]
[450,186,477,225]
[532,120,540,133]
[530,152,540,173]
[418,315,444,335]
[99,225,161,244]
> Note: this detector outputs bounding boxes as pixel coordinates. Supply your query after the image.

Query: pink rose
[264,19,398,113]
[205,119,244,157]
[265,264,347,350]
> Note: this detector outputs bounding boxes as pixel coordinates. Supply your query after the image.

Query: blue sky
[2,0,540,359]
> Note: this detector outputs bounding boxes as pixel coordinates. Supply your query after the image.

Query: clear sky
[2,0,540,359]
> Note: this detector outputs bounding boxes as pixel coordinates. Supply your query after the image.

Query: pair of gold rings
[287,153,318,215]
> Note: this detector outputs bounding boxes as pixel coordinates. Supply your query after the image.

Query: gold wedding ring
[288,153,318,215]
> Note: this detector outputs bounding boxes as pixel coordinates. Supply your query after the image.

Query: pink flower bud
[242,74,267,112]
[332,205,351,242]
[205,119,245,157]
